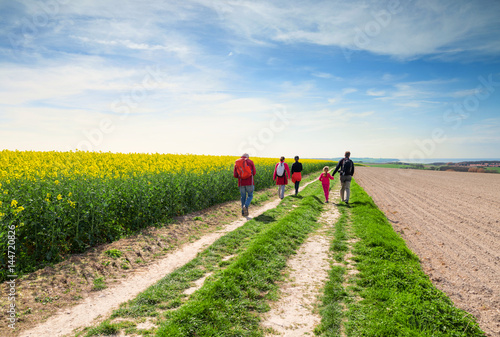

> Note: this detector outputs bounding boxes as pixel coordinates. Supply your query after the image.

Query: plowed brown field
[355,167,500,336]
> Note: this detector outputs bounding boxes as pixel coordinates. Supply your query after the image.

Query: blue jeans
[278,185,285,199]
[239,185,254,208]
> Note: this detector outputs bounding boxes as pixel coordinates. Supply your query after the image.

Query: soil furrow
[355,167,500,337]
[366,169,500,275]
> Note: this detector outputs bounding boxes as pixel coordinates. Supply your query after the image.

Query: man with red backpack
[233,153,256,216]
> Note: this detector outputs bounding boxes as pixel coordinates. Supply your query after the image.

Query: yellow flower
[57,194,63,200]
[11,199,18,208]
[68,192,72,197]
[13,206,24,215]
[55,180,60,185]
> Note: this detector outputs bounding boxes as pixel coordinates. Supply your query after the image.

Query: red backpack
[235,158,252,179]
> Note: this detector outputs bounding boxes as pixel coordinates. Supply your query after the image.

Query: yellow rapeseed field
[0,150,334,280]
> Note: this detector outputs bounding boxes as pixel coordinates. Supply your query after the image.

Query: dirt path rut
[261,186,340,336]
[19,181,317,337]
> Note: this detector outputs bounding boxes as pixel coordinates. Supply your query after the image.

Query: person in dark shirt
[291,155,303,196]
[332,151,355,204]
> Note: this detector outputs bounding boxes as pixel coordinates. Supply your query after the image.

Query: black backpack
[340,158,354,176]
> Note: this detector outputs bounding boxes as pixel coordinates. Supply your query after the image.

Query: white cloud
[395,102,421,108]
[327,87,358,104]
[367,89,386,96]
[72,36,192,56]
[472,118,500,135]
[312,72,334,79]
[342,88,357,95]
[2,0,499,159]
[0,59,133,105]
[451,88,484,98]
[198,0,500,59]
[280,81,316,98]
[298,108,374,132]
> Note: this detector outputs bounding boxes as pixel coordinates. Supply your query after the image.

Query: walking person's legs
[344,177,351,203]
[294,181,300,195]
[340,175,352,204]
[322,184,329,202]
[244,185,254,215]
[239,186,247,215]
[340,179,345,202]
[278,185,285,199]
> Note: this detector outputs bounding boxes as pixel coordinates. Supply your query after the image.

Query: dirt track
[355,167,500,336]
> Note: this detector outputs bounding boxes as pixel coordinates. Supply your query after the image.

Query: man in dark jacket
[233,153,256,216]
[332,151,354,204]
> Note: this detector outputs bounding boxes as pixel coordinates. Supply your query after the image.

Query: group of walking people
[234,151,354,216]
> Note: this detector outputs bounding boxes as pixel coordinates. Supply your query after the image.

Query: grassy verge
[341,180,485,336]
[77,177,324,337]
[155,182,325,336]
[316,179,485,336]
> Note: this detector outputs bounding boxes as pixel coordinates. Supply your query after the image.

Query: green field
[485,167,500,173]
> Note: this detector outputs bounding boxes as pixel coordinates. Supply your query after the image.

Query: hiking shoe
[242,208,245,216]
[244,206,249,216]
[345,200,349,205]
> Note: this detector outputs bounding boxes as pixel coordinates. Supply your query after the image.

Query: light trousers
[340,175,352,202]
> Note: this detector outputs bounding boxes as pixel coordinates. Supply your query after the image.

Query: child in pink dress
[319,166,334,203]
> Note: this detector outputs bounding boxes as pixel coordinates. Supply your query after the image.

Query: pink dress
[319,172,334,201]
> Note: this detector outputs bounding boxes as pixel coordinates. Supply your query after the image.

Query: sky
[1,0,500,160]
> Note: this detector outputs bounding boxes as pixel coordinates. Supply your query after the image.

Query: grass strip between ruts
[314,177,349,336]
[341,180,485,336]
[155,182,325,336]
[78,175,324,337]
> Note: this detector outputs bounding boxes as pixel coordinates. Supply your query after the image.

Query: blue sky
[1,0,499,160]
